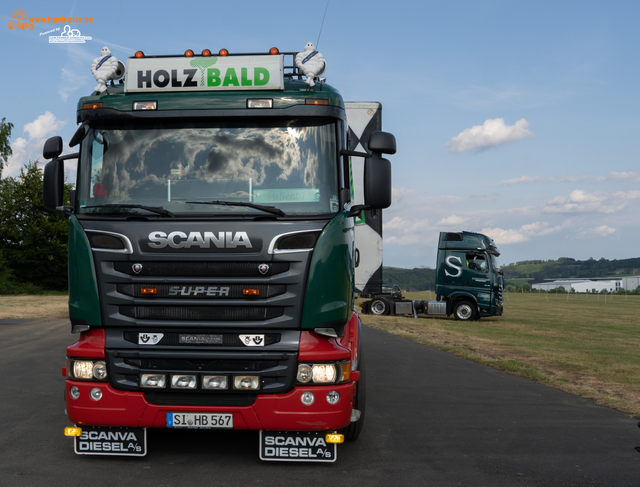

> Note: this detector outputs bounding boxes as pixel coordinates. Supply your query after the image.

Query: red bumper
[66,380,355,431]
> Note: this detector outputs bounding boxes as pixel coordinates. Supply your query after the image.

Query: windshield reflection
[78,119,339,216]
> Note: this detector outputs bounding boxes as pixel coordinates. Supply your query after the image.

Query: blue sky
[1,1,639,269]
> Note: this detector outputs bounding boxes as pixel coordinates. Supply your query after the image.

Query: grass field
[358,290,640,419]
[0,294,68,319]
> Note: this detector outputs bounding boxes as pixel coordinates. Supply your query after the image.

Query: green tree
[0,161,72,291]
[0,117,13,178]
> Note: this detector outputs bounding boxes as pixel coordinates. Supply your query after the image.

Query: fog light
[202,375,228,390]
[312,364,337,383]
[301,391,315,405]
[73,361,94,379]
[171,375,197,389]
[233,376,259,390]
[70,386,80,400]
[326,390,340,404]
[90,387,102,401]
[93,361,107,380]
[141,374,166,388]
[296,364,312,383]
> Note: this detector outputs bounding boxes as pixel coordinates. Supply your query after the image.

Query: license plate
[74,426,146,456]
[259,431,337,462]
[167,413,233,429]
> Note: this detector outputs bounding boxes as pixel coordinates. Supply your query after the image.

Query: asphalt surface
[1,318,640,486]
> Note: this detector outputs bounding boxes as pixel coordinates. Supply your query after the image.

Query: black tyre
[342,350,366,441]
[453,300,477,321]
[369,298,389,315]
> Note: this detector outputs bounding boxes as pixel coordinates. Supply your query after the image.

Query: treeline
[383,267,436,291]
[0,162,72,294]
[502,257,640,282]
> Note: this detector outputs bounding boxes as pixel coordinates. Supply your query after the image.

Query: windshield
[490,254,501,271]
[77,118,339,217]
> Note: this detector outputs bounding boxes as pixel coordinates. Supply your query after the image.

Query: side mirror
[43,136,63,160]
[42,136,80,214]
[43,158,64,211]
[363,154,392,209]
[368,131,396,155]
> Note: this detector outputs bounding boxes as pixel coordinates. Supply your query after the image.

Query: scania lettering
[147,230,252,249]
[361,231,504,320]
[43,44,395,462]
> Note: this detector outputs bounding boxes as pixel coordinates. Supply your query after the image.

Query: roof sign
[124,55,284,93]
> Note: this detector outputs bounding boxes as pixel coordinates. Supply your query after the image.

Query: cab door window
[466,253,487,272]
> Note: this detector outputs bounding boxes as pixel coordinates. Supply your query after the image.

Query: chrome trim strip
[86,229,134,254]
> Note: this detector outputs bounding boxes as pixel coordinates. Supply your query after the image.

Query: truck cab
[435,231,504,320]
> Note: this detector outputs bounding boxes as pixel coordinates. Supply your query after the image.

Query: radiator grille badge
[132,263,143,274]
[258,264,269,275]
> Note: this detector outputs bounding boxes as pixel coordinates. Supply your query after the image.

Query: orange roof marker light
[134,51,144,58]
[202,49,211,57]
[184,49,194,57]
[83,102,103,110]
[269,47,279,55]
[219,48,229,57]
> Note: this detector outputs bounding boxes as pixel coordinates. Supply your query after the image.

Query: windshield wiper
[83,204,176,217]
[186,200,285,217]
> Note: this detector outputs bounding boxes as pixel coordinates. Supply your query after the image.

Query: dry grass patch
[0,295,68,319]
[359,291,640,418]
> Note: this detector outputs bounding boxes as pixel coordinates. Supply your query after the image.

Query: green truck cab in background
[361,231,504,320]
[434,231,504,320]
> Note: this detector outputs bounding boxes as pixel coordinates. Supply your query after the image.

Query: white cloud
[578,225,616,238]
[497,174,602,186]
[543,189,630,214]
[24,112,65,140]
[447,118,534,153]
[2,112,68,179]
[436,214,470,227]
[607,171,640,182]
[480,221,563,245]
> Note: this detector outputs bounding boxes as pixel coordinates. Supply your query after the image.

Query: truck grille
[120,306,284,321]
[107,350,297,395]
[114,261,289,277]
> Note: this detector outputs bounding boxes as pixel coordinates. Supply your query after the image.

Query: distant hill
[383,257,640,291]
[502,257,640,282]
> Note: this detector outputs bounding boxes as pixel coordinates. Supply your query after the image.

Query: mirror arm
[348,204,369,217]
[340,149,371,158]
[56,152,80,162]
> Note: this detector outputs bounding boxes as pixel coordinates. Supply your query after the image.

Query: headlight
[296,362,350,385]
[312,364,336,383]
[67,359,108,381]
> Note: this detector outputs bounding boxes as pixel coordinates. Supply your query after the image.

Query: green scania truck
[361,231,504,320]
[42,46,395,461]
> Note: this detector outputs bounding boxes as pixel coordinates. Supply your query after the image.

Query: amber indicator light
[243,288,260,297]
[83,102,103,110]
[140,287,158,296]
[305,99,329,106]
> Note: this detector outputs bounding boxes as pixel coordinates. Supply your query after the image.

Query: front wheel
[453,300,477,321]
